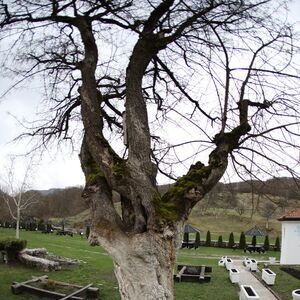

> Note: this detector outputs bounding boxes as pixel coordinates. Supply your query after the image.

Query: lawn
[257,263,300,300]
[0,228,285,299]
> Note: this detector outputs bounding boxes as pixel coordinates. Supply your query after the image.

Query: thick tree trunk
[89,228,180,300]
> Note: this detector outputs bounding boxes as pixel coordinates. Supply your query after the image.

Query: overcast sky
[0,1,300,191]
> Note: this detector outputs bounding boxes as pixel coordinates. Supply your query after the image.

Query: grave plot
[18,248,84,271]
[11,275,99,299]
[174,265,212,283]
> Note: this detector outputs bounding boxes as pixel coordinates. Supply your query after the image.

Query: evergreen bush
[251,235,257,246]
[29,222,37,231]
[38,220,45,231]
[4,221,10,228]
[228,232,235,248]
[86,226,90,239]
[205,230,211,247]
[263,235,270,251]
[217,235,223,248]
[195,232,200,248]
[0,238,27,262]
[275,236,280,251]
[239,232,246,249]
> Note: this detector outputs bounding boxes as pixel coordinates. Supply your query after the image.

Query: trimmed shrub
[38,220,45,231]
[239,232,246,249]
[195,232,200,248]
[275,236,280,251]
[0,240,6,251]
[29,222,37,231]
[4,221,10,228]
[205,230,211,247]
[251,235,257,246]
[228,232,235,248]
[0,238,27,262]
[86,226,90,239]
[217,235,223,248]
[264,235,270,251]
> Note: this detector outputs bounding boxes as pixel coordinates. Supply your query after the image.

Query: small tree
[259,202,277,230]
[183,232,189,244]
[252,235,257,246]
[275,237,281,251]
[205,231,211,247]
[228,232,235,248]
[86,226,90,239]
[264,235,270,251]
[217,235,223,248]
[195,232,200,248]
[0,157,38,239]
[38,220,45,231]
[239,232,246,249]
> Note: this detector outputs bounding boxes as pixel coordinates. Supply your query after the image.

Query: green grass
[0,228,286,300]
[0,228,120,300]
[179,246,281,260]
[257,263,300,300]
[174,257,238,300]
[189,207,281,236]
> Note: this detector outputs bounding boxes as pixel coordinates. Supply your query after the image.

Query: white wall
[280,221,300,265]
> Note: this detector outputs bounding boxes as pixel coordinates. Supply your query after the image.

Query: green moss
[97,222,115,232]
[111,159,127,180]
[153,162,213,221]
[162,162,212,202]
[86,163,105,184]
[153,193,180,222]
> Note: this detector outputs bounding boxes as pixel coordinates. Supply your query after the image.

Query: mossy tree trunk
[1,1,289,299]
[76,4,252,298]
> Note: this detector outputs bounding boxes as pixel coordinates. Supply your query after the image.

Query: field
[0,228,298,300]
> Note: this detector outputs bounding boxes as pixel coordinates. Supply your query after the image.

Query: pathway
[233,259,278,300]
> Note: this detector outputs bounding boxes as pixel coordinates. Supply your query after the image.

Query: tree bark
[16,207,20,239]
[89,225,182,300]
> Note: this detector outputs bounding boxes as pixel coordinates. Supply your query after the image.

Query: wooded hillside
[1,177,299,233]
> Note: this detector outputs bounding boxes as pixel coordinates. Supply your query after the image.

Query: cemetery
[0,208,299,300]
[1,0,300,298]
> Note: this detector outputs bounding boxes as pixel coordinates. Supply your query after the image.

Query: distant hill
[36,188,64,196]
[159,177,300,200]
[1,177,299,234]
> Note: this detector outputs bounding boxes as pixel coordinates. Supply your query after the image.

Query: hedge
[0,238,27,262]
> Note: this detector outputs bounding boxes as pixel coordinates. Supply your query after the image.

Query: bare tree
[0,156,38,239]
[235,201,246,218]
[1,1,300,298]
[259,202,277,230]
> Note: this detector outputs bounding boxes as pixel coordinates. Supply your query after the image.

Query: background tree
[0,157,38,239]
[86,225,90,239]
[252,235,257,246]
[217,235,223,248]
[235,201,246,218]
[275,236,281,251]
[183,232,189,244]
[228,232,235,248]
[205,230,211,247]
[259,202,277,231]
[239,232,246,250]
[263,235,270,251]
[195,232,200,248]
[1,1,300,299]
[37,219,45,232]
